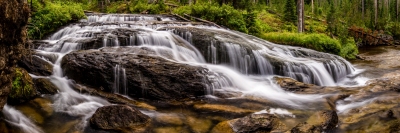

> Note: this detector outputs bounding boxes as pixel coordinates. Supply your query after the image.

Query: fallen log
[183,13,223,28]
[172,13,191,22]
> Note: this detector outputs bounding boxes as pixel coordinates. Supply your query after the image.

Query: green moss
[10,68,33,99]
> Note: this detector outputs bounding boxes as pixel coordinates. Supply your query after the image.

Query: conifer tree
[284,0,297,24]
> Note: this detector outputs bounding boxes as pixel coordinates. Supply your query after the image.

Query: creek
[3,13,399,132]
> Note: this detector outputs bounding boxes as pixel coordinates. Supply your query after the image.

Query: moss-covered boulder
[7,68,38,104]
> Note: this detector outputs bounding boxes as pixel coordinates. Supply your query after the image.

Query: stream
[3,13,400,133]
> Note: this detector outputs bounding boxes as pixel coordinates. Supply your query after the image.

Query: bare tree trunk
[312,0,314,15]
[297,0,304,33]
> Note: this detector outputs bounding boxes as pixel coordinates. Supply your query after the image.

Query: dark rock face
[230,114,287,133]
[18,54,53,76]
[33,78,58,95]
[90,105,150,132]
[0,0,30,110]
[61,47,210,100]
[291,110,338,133]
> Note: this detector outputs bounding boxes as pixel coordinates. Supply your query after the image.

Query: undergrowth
[28,0,87,39]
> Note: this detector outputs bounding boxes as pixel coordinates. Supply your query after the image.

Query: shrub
[28,0,86,39]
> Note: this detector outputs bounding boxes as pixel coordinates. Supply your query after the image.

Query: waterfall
[31,13,364,117]
[113,64,127,95]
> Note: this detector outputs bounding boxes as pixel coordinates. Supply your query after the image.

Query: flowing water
[4,13,387,132]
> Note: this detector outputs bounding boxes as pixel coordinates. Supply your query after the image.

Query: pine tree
[284,0,297,24]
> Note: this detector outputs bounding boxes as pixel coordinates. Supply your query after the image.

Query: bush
[28,0,86,39]
[128,0,167,14]
[173,2,248,33]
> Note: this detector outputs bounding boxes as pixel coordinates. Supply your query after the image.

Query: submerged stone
[90,105,150,132]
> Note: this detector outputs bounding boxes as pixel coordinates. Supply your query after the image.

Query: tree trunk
[297,0,304,33]
[312,0,314,15]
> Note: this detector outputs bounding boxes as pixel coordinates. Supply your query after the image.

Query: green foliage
[28,0,87,39]
[284,0,296,24]
[262,32,343,56]
[173,2,248,33]
[128,0,167,14]
[173,2,270,36]
[10,68,33,99]
[339,37,358,59]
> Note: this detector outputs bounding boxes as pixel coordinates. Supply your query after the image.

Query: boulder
[62,47,211,101]
[7,68,38,104]
[90,105,150,132]
[33,78,58,95]
[291,110,338,133]
[211,113,287,133]
[18,54,53,76]
[230,113,287,133]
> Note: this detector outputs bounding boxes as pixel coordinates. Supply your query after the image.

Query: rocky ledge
[61,47,211,101]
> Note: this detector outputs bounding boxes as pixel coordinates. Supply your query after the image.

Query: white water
[33,14,366,107]
[19,14,368,133]
[2,105,44,133]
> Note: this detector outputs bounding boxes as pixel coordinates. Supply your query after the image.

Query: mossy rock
[8,68,38,104]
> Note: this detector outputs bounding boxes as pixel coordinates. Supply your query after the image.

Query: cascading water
[113,64,127,95]
[33,13,362,106]
[12,13,371,132]
[2,105,44,133]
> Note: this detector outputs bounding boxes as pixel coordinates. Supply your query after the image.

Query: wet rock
[155,114,183,126]
[18,53,53,76]
[211,113,289,133]
[291,110,338,133]
[15,105,44,124]
[153,126,189,133]
[72,84,156,110]
[62,47,210,101]
[230,113,287,133]
[193,104,255,115]
[210,121,234,133]
[33,78,58,95]
[90,105,150,132]
[274,77,323,93]
[187,116,212,133]
[29,97,53,117]
[7,68,38,105]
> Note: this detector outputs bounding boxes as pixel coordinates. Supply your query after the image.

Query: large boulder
[7,68,38,104]
[61,47,211,101]
[18,53,53,76]
[90,105,150,132]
